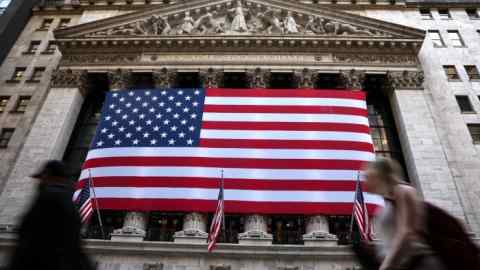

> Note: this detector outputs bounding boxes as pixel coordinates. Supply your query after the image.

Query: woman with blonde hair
[364,157,446,270]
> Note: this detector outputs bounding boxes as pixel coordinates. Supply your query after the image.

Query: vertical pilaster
[387,70,467,225]
[0,69,88,230]
[106,68,149,242]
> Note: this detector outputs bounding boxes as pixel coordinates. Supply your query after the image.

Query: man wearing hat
[7,160,94,270]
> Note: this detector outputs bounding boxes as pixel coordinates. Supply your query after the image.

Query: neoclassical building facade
[0,0,479,269]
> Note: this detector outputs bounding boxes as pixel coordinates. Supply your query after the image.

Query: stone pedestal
[111,211,148,242]
[302,215,337,247]
[174,212,208,244]
[238,215,273,245]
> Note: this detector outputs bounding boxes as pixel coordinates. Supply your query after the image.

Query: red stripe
[76,177,364,191]
[83,157,367,170]
[203,105,367,116]
[91,198,381,215]
[201,121,370,133]
[206,88,365,99]
[199,139,374,152]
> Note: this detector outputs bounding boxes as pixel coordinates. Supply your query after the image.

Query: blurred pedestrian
[7,160,95,270]
[364,158,446,270]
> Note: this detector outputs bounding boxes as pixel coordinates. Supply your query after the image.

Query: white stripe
[85,147,374,161]
[205,97,367,109]
[202,113,369,125]
[79,166,364,181]
[200,130,373,143]
[75,187,384,206]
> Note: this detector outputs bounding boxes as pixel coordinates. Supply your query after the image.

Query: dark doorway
[315,73,342,89]
[270,215,305,245]
[131,72,154,89]
[175,72,201,88]
[268,72,297,89]
[222,72,249,88]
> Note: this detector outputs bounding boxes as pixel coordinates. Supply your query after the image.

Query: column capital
[107,69,133,91]
[386,70,424,90]
[246,68,270,88]
[199,68,224,88]
[340,69,366,90]
[295,68,315,88]
[51,68,89,96]
[153,68,177,89]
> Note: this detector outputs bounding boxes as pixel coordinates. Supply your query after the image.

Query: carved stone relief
[246,68,270,88]
[87,1,389,38]
[61,54,140,66]
[387,70,424,89]
[333,54,418,66]
[51,68,89,96]
[296,68,315,88]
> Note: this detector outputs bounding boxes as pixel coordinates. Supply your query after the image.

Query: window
[23,41,40,54]
[448,30,465,47]
[271,216,305,244]
[57,18,71,29]
[0,128,14,148]
[428,30,445,47]
[38,18,53,30]
[7,67,26,83]
[42,41,57,54]
[420,9,433,20]
[443,65,460,80]
[13,96,30,113]
[467,124,480,144]
[438,9,452,20]
[466,9,480,19]
[455,95,475,113]
[28,67,45,82]
[465,65,480,80]
[0,96,9,113]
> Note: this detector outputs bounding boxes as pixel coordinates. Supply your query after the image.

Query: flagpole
[89,169,106,240]
[349,171,360,239]
[221,169,226,242]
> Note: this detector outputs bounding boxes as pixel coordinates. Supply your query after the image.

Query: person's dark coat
[8,183,94,270]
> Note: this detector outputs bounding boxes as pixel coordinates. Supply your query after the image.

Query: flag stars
[109,104,115,109]
[125,133,132,138]
[128,91,134,96]
[161,132,167,138]
[181,119,187,125]
[105,116,112,121]
[183,107,190,113]
[129,120,136,125]
[112,121,119,126]
[132,108,139,113]
[175,102,182,107]
[163,119,170,125]
[115,140,122,145]
[161,90,167,96]
[152,96,158,101]
[189,126,195,132]
[173,113,180,119]
[101,128,108,133]
[122,114,128,120]
[142,102,148,107]
[146,120,153,125]
[143,132,150,138]
[126,103,132,108]
[159,102,165,107]
[155,113,162,119]
[166,107,172,113]
[187,139,194,145]
[168,139,175,145]
[194,90,200,95]
[185,96,191,101]
[179,132,185,138]
[139,114,145,119]
[108,133,115,139]
[119,97,125,102]
[118,126,125,132]
[171,126,178,132]
[135,96,142,101]
[96,141,104,147]
[115,109,122,114]
[112,93,119,97]
[136,126,143,132]
[149,108,155,113]
[177,90,184,95]
[132,139,139,145]
[145,91,151,96]
[190,113,197,119]
[168,96,175,101]
[193,102,199,107]
[153,126,160,131]
[150,139,157,145]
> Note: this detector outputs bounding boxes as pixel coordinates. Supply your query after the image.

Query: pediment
[55,0,424,40]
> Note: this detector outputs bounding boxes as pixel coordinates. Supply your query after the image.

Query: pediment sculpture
[88,0,389,37]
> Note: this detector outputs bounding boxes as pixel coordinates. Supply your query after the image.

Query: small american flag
[207,174,225,252]
[76,177,93,224]
[353,173,372,241]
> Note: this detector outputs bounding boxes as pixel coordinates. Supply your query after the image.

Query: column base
[238,231,273,245]
[0,224,18,239]
[173,229,208,244]
[302,231,338,247]
[110,226,146,242]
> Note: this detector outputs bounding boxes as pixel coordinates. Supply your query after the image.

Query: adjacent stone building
[0,0,479,269]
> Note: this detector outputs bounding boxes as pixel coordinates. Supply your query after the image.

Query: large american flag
[76,88,383,214]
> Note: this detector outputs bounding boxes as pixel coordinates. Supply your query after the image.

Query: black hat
[31,160,71,179]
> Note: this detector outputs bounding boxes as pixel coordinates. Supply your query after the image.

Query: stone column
[238,214,273,245]
[153,68,176,88]
[302,215,337,246]
[199,68,224,88]
[0,69,88,233]
[340,69,366,90]
[105,69,149,241]
[387,70,467,224]
[174,212,208,243]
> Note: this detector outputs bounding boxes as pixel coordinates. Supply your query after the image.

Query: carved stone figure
[200,68,224,88]
[178,11,195,34]
[247,68,270,88]
[297,68,315,88]
[387,70,424,89]
[283,11,299,34]
[108,69,133,90]
[323,19,373,35]
[229,0,249,32]
[194,12,225,34]
[340,69,366,90]
[257,8,283,34]
[153,68,176,88]
[51,69,89,95]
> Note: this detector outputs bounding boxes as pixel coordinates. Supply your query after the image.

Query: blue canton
[91,88,205,149]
